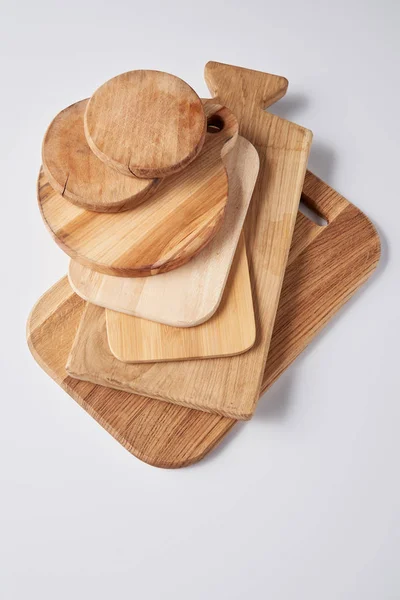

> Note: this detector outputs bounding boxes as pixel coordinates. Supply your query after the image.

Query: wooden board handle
[202,99,238,159]
[205,63,349,225]
[204,61,312,150]
[302,172,350,224]
[205,61,288,113]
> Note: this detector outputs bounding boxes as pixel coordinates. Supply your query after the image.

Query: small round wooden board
[68,136,259,327]
[84,70,206,179]
[38,101,238,277]
[42,99,160,212]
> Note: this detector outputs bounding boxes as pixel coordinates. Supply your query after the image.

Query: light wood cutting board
[27,170,381,467]
[100,235,254,362]
[68,136,259,327]
[38,101,238,277]
[65,62,313,420]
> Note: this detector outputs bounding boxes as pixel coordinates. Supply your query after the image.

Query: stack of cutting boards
[28,62,380,467]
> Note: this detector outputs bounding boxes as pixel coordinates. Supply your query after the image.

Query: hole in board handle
[299,198,328,227]
[207,115,224,133]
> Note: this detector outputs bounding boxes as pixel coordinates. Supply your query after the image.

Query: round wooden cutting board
[84,70,207,179]
[38,101,238,277]
[68,136,259,327]
[42,99,160,212]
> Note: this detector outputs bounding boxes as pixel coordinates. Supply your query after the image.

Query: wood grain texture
[103,235,255,361]
[27,170,381,467]
[38,101,238,277]
[84,70,206,179]
[68,136,259,326]
[67,62,313,420]
[42,99,160,212]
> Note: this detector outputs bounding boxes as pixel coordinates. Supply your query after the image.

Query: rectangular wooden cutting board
[66,62,313,420]
[27,170,381,467]
[104,235,255,362]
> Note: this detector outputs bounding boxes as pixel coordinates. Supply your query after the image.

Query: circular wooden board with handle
[42,99,160,212]
[68,136,259,327]
[84,70,207,179]
[38,101,238,277]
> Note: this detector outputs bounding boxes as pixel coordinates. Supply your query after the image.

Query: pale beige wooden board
[68,136,259,327]
[39,101,238,277]
[65,63,313,420]
[27,169,381,467]
[42,99,159,213]
[84,70,206,179]
[103,234,254,361]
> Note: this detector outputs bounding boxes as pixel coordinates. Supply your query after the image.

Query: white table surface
[1,0,399,598]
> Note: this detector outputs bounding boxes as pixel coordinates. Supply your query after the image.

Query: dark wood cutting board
[27,170,380,468]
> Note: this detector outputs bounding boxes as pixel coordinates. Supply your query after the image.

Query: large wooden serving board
[65,62,313,420]
[27,170,381,467]
[38,100,238,277]
[68,136,259,327]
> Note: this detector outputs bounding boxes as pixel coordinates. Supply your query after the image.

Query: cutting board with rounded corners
[38,100,238,277]
[68,136,259,327]
[27,170,381,467]
[42,99,160,213]
[65,62,313,420]
[101,235,254,362]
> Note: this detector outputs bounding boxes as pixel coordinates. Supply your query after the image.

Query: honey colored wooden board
[84,70,206,179]
[38,101,238,277]
[68,136,259,327]
[103,235,254,361]
[67,62,313,420]
[42,99,160,212]
[27,170,381,467]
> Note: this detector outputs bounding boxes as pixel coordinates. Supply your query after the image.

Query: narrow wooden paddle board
[67,62,313,420]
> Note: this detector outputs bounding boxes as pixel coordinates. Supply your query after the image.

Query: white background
[1,1,399,598]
